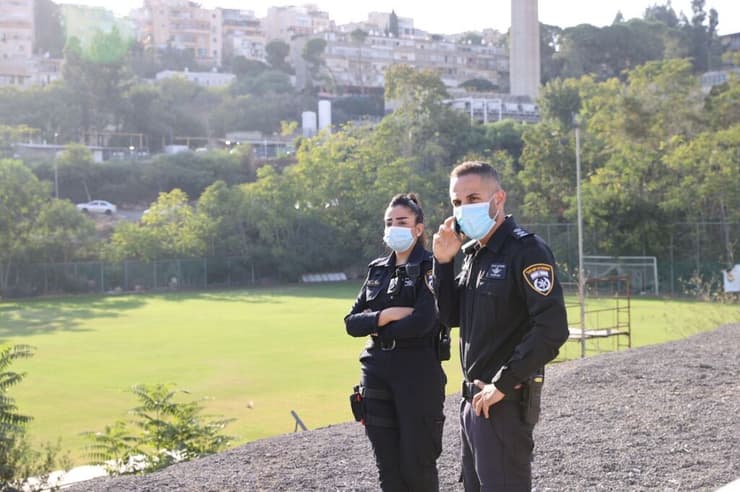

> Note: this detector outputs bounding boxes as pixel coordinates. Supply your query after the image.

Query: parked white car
[76,200,117,215]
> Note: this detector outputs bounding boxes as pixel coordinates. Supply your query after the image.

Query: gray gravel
[68,323,739,491]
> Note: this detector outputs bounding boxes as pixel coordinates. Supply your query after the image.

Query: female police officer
[345,193,447,492]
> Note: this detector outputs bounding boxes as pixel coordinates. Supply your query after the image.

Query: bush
[85,384,234,475]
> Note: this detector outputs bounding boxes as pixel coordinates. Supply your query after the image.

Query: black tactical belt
[358,385,393,400]
[462,380,521,401]
[367,336,434,351]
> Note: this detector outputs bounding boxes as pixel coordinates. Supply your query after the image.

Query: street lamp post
[575,117,586,358]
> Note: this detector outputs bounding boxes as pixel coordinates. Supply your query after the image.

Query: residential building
[221,9,266,62]
[156,68,235,87]
[263,4,331,41]
[132,0,223,68]
[319,19,507,94]
[701,67,740,92]
[0,0,35,86]
[367,11,416,37]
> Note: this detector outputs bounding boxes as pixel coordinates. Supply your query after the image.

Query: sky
[55,0,740,36]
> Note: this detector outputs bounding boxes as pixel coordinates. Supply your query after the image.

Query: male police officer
[432,161,569,491]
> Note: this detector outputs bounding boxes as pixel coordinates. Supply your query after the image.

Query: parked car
[76,200,117,215]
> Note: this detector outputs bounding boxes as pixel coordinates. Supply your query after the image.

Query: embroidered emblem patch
[523,263,554,296]
[486,263,507,279]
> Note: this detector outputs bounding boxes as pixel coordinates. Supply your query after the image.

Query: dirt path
[67,323,740,491]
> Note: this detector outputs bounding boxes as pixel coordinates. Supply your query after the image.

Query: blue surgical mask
[383,226,416,252]
[453,199,499,240]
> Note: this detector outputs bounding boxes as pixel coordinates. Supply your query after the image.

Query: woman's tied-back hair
[450,161,501,186]
[388,193,424,224]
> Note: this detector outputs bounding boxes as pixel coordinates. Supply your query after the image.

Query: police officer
[345,193,446,492]
[432,162,569,491]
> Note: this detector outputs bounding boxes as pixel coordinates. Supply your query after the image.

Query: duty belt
[367,336,434,351]
[462,380,521,402]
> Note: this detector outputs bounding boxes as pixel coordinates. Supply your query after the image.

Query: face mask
[453,199,499,240]
[383,226,416,252]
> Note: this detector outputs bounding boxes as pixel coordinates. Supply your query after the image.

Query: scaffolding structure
[566,276,632,358]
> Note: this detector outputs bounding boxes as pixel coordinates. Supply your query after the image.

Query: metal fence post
[203,258,207,289]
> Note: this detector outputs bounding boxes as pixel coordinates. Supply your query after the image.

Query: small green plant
[0,345,70,491]
[85,383,234,475]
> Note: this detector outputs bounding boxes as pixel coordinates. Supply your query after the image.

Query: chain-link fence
[523,221,737,296]
[0,257,270,298]
[1,222,736,299]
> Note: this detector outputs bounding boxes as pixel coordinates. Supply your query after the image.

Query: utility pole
[575,116,586,358]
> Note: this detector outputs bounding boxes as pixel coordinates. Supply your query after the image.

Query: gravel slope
[68,323,739,491]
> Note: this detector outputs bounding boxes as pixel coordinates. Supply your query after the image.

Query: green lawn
[1,282,737,464]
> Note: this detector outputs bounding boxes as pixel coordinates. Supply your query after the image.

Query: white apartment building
[155,68,235,87]
[263,4,331,42]
[133,0,223,67]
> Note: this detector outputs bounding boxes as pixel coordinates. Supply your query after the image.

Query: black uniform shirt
[345,241,437,342]
[433,216,569,393]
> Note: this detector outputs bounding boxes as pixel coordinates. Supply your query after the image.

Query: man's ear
[495,189,507,208]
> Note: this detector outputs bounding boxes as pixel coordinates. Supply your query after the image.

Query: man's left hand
[471,379,505,418]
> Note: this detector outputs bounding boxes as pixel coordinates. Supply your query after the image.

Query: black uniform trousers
[360,345,446,492]
[460,397,533,492]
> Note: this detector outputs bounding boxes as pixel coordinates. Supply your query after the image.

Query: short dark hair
[388,193,424,224]
[450,161,501,185]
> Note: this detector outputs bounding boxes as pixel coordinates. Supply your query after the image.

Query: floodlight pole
[575,118,586,358]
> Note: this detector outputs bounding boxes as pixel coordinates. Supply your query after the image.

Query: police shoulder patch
[522,263,554,296]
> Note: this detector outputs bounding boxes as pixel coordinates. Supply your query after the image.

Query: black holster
[520,369,544,425]
[436,323,451,361]
[350,385,363,422]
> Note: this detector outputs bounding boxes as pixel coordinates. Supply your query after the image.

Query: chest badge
[523,263,554,296]
[486,263,507,279]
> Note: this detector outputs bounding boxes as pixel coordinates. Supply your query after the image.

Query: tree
[231,56,269,78]
[683,0,721,72]
[33,0,65,57]
[0,345,33,445]
[664,126,740,267]
[555,21,667,80]
[196,180,253,258]
[540,23,564,83]
[348,28,369,93]
[55,143,96,202]
[644,3,679,28]
[265,40,291,73]
[62,31,133,135]
[0,160,50,293]
[105,189,214,262]
[301,38,335,92]
[388,11,399,37]
[1,345,67,491]
[538,78,582,129]
[459,78,497,92]
[381,65,469,172]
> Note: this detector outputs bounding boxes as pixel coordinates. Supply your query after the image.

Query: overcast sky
[54,0,740,36]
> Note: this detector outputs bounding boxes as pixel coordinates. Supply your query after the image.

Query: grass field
[1,282,738,464]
